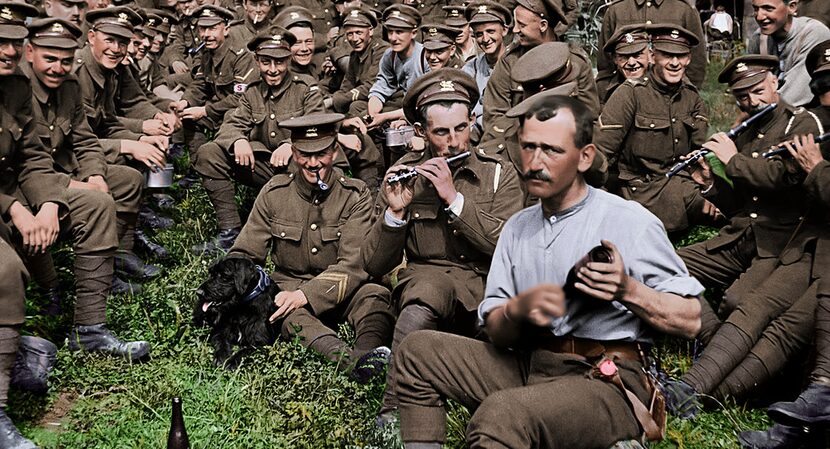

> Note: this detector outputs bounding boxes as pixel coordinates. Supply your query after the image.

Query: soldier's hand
[382,164,415,218]
[701,199,720,219]
[682,151,714,188]
[337,133,362,153]
[169,100,188,113]
[142,119,171,136]
[269,290,309,322]
[123,140,167,170]
[182,106,207,121]
[508,283,566,327]
[233,140,256,170]
[367,97,383,121]
[702,133,738,165]
[341,117,368,135]
[171,61,189,74]
[154,111,179,133]
[269,143,293,167]
[573,240,631,303]
[140,135,169,152]
[9,202,45,255]
[33,202,60,253]
[785,134,823,174]
[415,157,457,206]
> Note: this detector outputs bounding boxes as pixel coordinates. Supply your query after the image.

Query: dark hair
[810,72,830,97]
[517,95,593,148]
[417,100,472,125]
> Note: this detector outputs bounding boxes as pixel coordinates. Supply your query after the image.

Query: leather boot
[134,230,170,260]
[67,324,150,362]
[0,410,38,449]
[738,423,817,449]
[111,276,142,295]
[149,193,176,211]
[176,172,200,190]
[191,228,241,256]
[38,288,62,317]
[10,336,56,394]
[350,346,391,384]
[115,251,161,280]
[768,381,830,426]
[138,206,174,230]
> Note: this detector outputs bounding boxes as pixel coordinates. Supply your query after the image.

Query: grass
[9,60,784,448]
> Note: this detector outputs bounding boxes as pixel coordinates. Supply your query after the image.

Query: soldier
[361,69,524,422]
[366,4,422,129]
[42,0,87,28]
[415,23,464,75]
[597,0,707,90]
[225,0,276,49]
[442,5,476,62]
[273,6,327,81]
[480,0,594,143]
[168,0,201,76]
[671,55,823,407]
[190,27,323,254]
[737,40,830,449]
[796,0,830,23]
[747,0,830,107]
[594,24,716,235]
[139,9,180,99]
[0,1,150,368]
[227,113,395,382]
[169,4,257,184]
[326,6,390,117]
[462,1,511,140]
[595,23,651,104]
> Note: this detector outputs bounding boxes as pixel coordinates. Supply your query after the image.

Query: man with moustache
[594,24,717,235]
[392,93,703,449]
[366,4,422,129]
[748,0,830,107]
[462,1,511,140]
[362,69,524,423]
[595,23,651,104]
[169,4,257,185]
[190,27,325,254]
[42,0,87,28]
[226,112,395,383]
[327,7,389,117]
[481,0,598,143]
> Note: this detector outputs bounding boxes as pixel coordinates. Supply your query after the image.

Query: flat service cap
[247,26,296,58]
[420,23,462,50]
[275,6,315,29]
[192,5,234,27]
[718,54,779,91]
[280,113,345,152]
[465,1,511,26]
[442,5,467,27]
[28,18,82,49]
[806,39,830,76]
[86,6,143,40]
[511,42,572,93]
[648,23,699,54]
[403,67,479,124]
[514,0,566,26]
[341,7,378,28]
[382,4,421,29]
[604,23,649,55]
[506,81,578,118]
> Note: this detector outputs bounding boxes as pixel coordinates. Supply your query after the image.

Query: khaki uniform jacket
[597,0,706,88]
[362,149,524,310]
[481,42,599,143]
[167,16,202,67]
[73,46,144,157]
[797,0,830,22]
[213,75,325,153]
[0,70,68,217]
[703,102,823,261]
[23,63,106,183]
[229,169,375,316]
[226,15,276,51]
[330,36,390,114]
[182,42,258,127]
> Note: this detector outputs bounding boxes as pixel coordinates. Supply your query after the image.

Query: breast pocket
[316,225,343,268]
[0,111,22,155]
[631,114,672,161]
[270,221,305,272]
[408,202,445,259]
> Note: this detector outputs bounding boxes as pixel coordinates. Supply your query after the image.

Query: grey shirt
[368,41,425,104]
[478,187,704,343]
[748,16,830,107]
[463,53,494,131]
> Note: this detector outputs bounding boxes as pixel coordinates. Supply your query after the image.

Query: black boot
[350,346,391,384]
[176,172,201,190]
[10,336,56,394]
[115,251,161,280]
[149,193,176,211]
[768,382,830,426]
[0,410,38,449]
[738,423,817,448]
[111,276,142,295]
[138,206,174,230]
[67,324,150,362]
[191,228,241,256]
[134,230,170,260]
[38,288,63,317]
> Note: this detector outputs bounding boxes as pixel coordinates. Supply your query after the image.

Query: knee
[396,330,444,373]
[192,142,223,174]
[467,392,532,443]
[83,189,117,218]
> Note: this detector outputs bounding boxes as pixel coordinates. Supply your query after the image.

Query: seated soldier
[442,5,477,63]
[274,6,326,81]
[672,55,823,408]
[361,69,524,422]
[43,0,87,28]
[393,94,703,449]
[594,24,718,235]
[414,23,464,75]
[225,0,277,50]
[595,23,651,105]
[226,113,395,382]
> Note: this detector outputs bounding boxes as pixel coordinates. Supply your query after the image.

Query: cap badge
[670,29,679,39]
[736,62,748,73]
[825,48,830,63]
[0,7,13,21]
[289,12,299,19]
[201,8,214,17]
[390,10,401,17]
[271,34,282,43]
[118,12,130,23]
[449,9,460,17]
[624,33,634,44]
[162,17,169,24]
[477,5,487,13]
[148,18,156,26]
[428,27,437,35]
[439,80,455,92]
[305,127,318,138]
[51,22,65,33]
[350,9,359,17]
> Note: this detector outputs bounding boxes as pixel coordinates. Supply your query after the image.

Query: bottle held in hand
[565,245,614,301]
[167,397,190,449]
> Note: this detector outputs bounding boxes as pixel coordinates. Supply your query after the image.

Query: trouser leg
[281,307,352,364]
[0,327,19,408]
[0,234,27,407]
[814,290,830,380]
[21,251,59,291]
[107,164,144,253]
[345,283,394,356]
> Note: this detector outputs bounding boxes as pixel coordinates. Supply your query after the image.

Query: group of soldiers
[0,0,829,446]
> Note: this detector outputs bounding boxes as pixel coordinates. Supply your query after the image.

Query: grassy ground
[10,58,781,448]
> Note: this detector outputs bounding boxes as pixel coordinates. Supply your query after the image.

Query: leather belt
[536,336,647,363]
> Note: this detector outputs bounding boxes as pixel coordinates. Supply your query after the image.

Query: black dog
[193,257,280,368]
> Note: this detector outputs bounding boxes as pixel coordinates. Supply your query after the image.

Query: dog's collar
[242,265,271,303]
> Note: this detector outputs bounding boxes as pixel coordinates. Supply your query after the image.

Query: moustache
[522,169,552,182]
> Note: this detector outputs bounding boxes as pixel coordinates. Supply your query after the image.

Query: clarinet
[666,103,778,178]
[762,132,830,158]
[387,151,471,185]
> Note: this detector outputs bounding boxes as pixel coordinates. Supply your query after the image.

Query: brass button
[414,212,420,218]
[750,212,758,219]
[280,231,286,237]
[757,133,764,139]
[270,131,276,137]
[498,144,504,149]
[671,118,676,123]
[340,177,345,182]
[649,123,655,128]
[310,223,318,230]
[646,1,651,5]
[270,113,275,119]
[336,231,341,237]
[751,152,759,158]
[674,139,679,144]
[311,247,318,254]
[49,125,54,130]
[51,148,57,153]
[646,20,652,24]
[459,254,466,260]
[631,186,637,191]
[452,229,458,235]
[0,156,5,161]
[752,196,759,201]
[314,199,319,204]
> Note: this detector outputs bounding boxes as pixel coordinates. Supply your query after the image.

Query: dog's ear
[230,257,257,296]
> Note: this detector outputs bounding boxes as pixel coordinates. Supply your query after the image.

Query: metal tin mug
[385,126,415,153]
[146,163,175,188]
